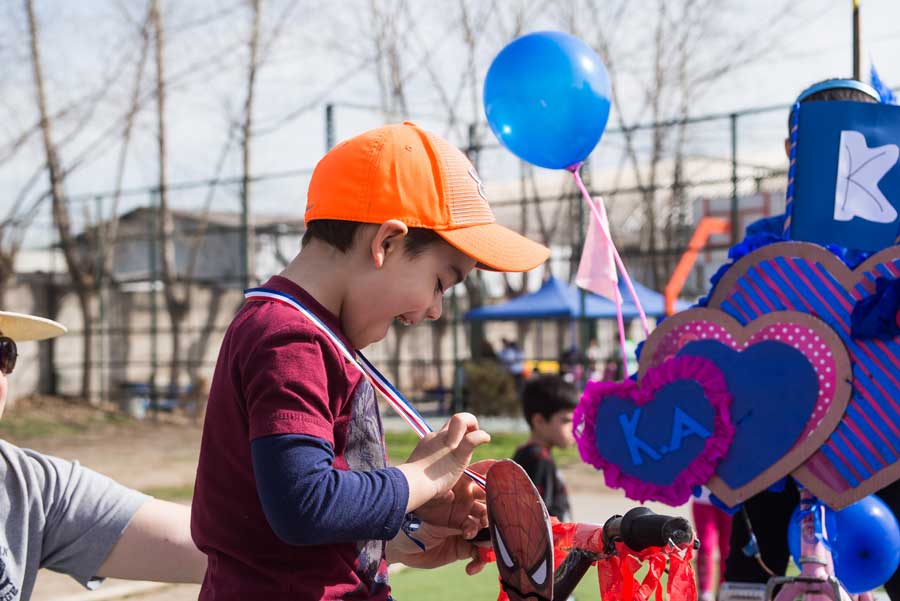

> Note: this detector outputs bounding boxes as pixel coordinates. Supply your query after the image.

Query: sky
[2,0,900,253]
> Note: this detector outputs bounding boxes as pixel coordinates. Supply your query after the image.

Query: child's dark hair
[302,219,443,257]
[603,356,624,380]
[521,375,579,428]
[787,78,879,131]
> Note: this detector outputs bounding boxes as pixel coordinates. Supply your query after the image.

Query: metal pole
[451,286,462,413]
[240,180,250,290]
[467,123,481,168]
[578,184,587,346]
[46,281,58,395]
[730,113,739,244]
[853,0,861,80]
[466,123,485,361]
[149,192,159,420]
[325,103,335,151]
[578,159,592,357]
[95,195,106,404]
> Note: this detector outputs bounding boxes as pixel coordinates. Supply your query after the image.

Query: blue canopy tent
[464,276,689,321]
[464,277,691,375]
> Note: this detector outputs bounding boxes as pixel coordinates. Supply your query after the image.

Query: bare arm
[96,499,207,583]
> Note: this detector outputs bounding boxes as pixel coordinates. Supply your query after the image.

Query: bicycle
[765,488,875,601]
[478,460,697,601]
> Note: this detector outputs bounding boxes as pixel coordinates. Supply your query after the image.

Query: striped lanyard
[244,287,487,489]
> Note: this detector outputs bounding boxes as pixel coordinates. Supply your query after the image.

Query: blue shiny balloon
[484,31,611,170]
[787,496,900,594]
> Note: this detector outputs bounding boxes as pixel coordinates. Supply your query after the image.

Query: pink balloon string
[568,163,651,373]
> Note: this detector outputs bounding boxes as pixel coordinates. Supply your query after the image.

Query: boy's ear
[784,137,791,159]
[370,220,409,268]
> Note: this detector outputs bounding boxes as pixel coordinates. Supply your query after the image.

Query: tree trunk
[463,274,485,359]
[78,291,93,400]
[0,254,14,308]
[24,0,94,400]
[168,305,184,395]
[390,323,407,390]
[431,317,448,391]
[150,0,189,392]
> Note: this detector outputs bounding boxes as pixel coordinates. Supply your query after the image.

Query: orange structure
[664,217,731,315]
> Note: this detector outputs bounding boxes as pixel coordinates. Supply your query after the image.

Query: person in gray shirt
[0,310,206,600]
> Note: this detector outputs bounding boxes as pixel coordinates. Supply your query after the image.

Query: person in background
[692,486,731,601]
[499,338,526,392]
[601,356,623,382]
[585,337,602,380]
[513,375,578,521]
[559,345,584,384]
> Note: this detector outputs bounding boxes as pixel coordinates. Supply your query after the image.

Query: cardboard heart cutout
[709,241,900,508]
[640,308,852,507]
[575,355,734,506]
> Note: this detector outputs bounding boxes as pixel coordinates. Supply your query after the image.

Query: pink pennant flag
[576,197,618,300]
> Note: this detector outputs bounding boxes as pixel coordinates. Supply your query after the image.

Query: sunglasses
[0,337,17,374]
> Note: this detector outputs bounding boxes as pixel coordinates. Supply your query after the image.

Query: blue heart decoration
[592,380,714,485]
[677,340,817,489]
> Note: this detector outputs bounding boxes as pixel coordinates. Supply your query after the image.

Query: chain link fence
[4,100,795,413]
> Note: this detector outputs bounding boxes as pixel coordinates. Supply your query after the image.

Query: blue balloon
[787,496,900,594]
[484,31,611,170]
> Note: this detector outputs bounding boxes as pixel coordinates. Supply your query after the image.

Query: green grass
[389,559,604,599]
[141,483,195,501]
[385,428,601,601]
[384,431,581,466]
[0,416,86,439]
[0,411,126,440]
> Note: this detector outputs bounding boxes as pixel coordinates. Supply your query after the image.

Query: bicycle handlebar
[602,507,694,552]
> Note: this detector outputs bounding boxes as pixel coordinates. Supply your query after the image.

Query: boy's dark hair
[302,219,443,257]
[521,375,579,428]
[787,78,880,131]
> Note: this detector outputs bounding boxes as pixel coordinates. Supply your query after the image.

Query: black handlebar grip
[619,507,693,551]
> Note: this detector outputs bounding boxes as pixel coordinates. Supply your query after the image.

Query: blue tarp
[464,276,690,321]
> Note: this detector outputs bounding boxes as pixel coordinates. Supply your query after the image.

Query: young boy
[191,121,550,598]
[512,375,578,522]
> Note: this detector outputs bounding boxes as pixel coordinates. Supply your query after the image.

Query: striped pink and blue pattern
[710,244,900,501]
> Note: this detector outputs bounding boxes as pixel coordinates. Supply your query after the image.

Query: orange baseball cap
[305,122,549,272]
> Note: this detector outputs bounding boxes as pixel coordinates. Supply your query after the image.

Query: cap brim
[437,223,550,272]
[0,311,67,342]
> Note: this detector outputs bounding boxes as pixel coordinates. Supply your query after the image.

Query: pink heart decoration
[574,355,735,506]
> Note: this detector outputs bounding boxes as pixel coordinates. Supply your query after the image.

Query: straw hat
[0,311,67,342]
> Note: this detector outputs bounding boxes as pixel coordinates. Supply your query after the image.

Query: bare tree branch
[184,125,238,281]
[150,0,190,393]
[102,0,154,282]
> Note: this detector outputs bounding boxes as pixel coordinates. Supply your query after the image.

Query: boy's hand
[396,413,490,512]
[415,459,495,540]
[386,521,491,574]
